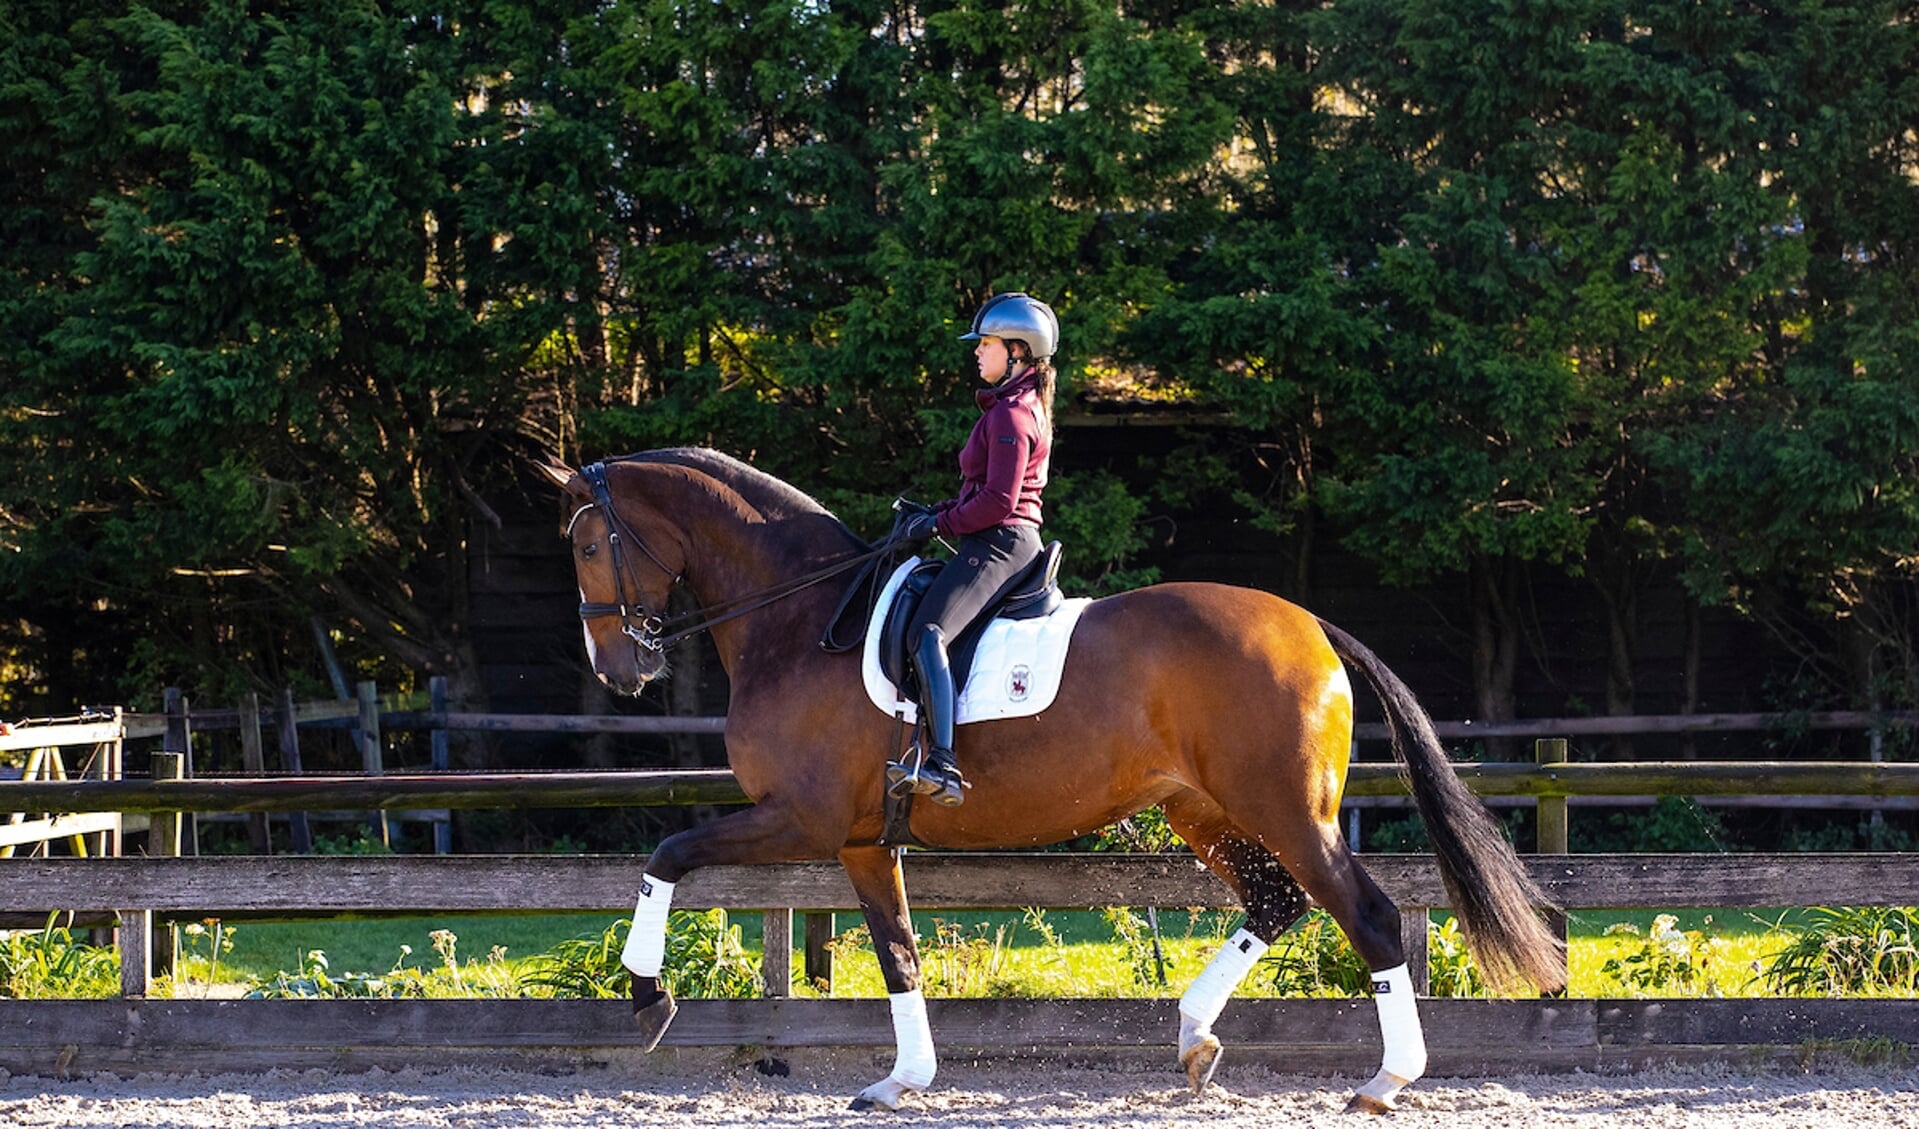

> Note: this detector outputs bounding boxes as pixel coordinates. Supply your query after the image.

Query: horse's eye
[581,543,599,559]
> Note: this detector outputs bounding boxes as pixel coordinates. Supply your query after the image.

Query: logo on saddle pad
[862,560,1091,725]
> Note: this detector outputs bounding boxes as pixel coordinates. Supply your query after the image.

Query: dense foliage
[3,1,1915,733]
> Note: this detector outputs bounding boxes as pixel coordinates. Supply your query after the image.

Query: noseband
[573,461,678,655]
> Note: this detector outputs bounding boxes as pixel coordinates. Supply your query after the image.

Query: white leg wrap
[887,988,937,1089]
[1179,928,1270,1041]
[620,874,676,978]
[1371,963,1427,1083]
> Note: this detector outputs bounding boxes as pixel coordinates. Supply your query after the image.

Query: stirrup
[885,745,968,806]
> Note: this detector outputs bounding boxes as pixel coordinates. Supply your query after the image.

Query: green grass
[11,905,1908,1001]
[208,913,613,982]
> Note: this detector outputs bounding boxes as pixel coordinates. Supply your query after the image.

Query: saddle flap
[878,560,944,692]
[875,542,1066,693]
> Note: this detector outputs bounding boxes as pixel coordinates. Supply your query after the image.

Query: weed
[1020,908,1062,950]
[1600,914,1731,996]
[0,915,119,999]
[1426,917,1486,997]
[248,948,395,998]
[924,918,1013,995]
[520,911,760,999]
[1261,909,1370,997]
[175,918,237,998]
[662,910,761,998]
[1101,907,1166,990]
[519,920,628,999]
[1091,807,1179,852]
[248,928,518,999]
[1760,906,1919,996]
[824,923,872,961]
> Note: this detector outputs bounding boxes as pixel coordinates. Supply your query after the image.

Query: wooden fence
[5,851,1919,1077]
[0,715,123,864]
[5,700,1919,1077]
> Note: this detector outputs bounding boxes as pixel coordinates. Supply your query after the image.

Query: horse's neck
[639,464,852,665]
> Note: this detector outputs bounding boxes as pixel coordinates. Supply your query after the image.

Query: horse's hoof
[1179,1033,1222,1094]
[849,1077,915,1112]
[1343,1091,1395,1115]
[633,987,678,1052]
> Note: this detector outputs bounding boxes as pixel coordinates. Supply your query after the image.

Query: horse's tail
[1319,617,1567,993]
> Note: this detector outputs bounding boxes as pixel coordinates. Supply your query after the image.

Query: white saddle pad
[861,558,1092,725]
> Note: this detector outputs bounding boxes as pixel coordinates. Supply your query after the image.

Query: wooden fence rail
[0,715,124,863]
[9,760,1919,816]
[8,702,1919,1077]
[5,852,1919,1078]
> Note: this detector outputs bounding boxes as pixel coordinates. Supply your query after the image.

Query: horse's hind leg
[1168,793,1426,1113]
[1258,818,1428,1113]
[1163,795,1313,1094]
[838,845,937,1113]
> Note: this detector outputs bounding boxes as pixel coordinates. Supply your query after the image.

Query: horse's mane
[616,448,860,541]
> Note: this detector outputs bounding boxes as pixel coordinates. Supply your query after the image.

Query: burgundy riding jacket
[934,368,1051,537]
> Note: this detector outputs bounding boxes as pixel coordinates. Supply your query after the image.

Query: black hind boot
[885,625,968,807]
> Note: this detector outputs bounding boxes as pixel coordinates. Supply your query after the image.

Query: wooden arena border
[4,853,1919,1077]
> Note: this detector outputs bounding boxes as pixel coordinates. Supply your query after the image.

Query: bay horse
[542,448,1563,1114]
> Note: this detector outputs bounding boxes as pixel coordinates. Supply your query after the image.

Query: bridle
[569,460,909,657]
[571,461,677,654]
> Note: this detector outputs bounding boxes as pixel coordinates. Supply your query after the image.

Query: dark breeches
[907,524,1043,645]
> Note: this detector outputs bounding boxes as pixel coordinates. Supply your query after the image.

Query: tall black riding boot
[885,625,968,807]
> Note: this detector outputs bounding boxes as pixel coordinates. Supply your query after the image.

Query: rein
[573,461,905,653]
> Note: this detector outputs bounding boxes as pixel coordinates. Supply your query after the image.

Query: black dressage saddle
[878,541,1065,701]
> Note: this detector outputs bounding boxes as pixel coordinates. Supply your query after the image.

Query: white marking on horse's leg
[1351,963,1427,1111]
[620,874,676,976]
[1176,927,1269,1091]
[853,988,936,1111]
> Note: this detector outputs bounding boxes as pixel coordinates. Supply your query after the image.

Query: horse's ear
[538,460,587,497]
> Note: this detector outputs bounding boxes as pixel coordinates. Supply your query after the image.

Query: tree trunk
[1593,551,1640,760]
[1468,555,1520,760]
[1681,601,1702,760]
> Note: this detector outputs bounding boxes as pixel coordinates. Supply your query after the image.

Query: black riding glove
[899,509,941,543]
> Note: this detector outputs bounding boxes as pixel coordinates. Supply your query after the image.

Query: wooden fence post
[103,706,124,859]
[1401,907,1431,995]
[803,912,835,992]
[1535,737,1570,997]
[430,675,452,855]
[148,750,185,985]
[163,688,196,855]
[356,680,390,849]
[762,909,793,998]
[276,689,313,854]
[238,691,271,855]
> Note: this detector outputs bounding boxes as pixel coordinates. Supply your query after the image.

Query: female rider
[888,292,1058,807]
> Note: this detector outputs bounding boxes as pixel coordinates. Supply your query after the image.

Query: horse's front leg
[839,845,936,1113]
[621,802,843,1051]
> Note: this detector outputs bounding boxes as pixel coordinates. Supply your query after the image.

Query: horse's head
[541,460,683,695]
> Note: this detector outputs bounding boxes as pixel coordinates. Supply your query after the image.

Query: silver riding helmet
[959,292,1059,362]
